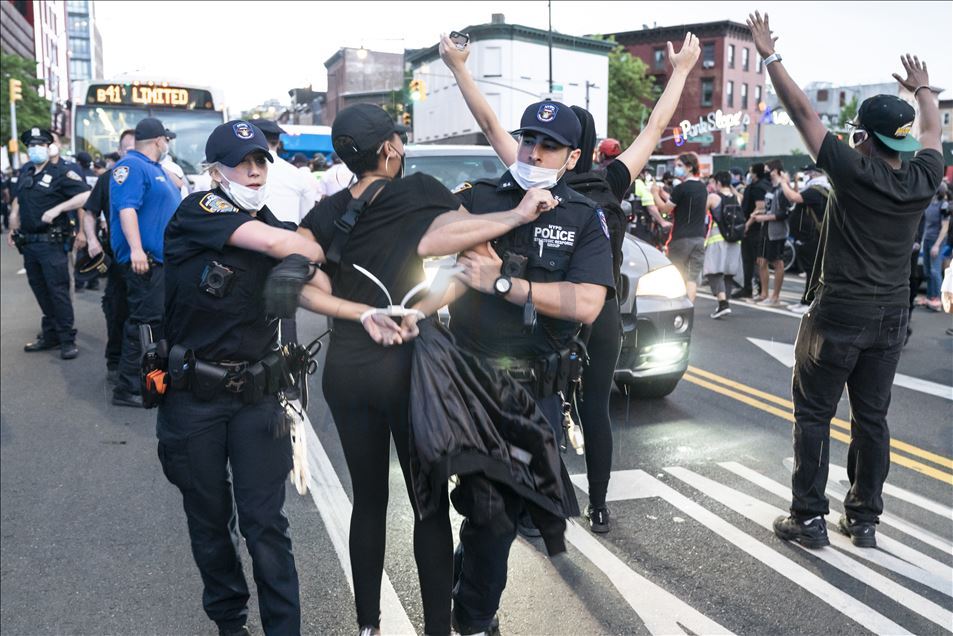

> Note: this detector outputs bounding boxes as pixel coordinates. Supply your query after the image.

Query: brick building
[607,21,766,156]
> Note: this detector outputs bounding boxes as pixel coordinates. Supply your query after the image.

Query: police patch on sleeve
[596,208,610,239]
[451,181,472,194]
[66,170,83,181]
[199,192,240,214]
[112,166,129,185]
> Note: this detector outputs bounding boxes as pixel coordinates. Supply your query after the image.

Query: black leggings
[578,297,621,508]
[323,338,452,634]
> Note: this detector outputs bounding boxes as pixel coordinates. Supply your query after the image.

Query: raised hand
[439,33,470,71]
[746,11,778,59]
[892,54,931,93]
[668,31,700,73]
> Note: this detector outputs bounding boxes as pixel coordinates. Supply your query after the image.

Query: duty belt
[487,355,559,399]
[17,230,68,243]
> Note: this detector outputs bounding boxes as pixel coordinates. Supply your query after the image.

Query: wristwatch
[494,275,513,297]
[763,52,782,66]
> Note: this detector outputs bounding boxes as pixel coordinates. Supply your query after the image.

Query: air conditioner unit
[702,60,715,69]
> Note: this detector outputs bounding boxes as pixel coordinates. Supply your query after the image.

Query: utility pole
[585,81,597,111]
[547,1,553,93]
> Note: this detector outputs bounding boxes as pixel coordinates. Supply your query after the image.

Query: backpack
[715,193,746,243]
[565,171,627,280]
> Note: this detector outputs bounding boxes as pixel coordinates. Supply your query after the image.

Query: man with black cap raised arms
[448,99,615,633]
[748,12,943,550]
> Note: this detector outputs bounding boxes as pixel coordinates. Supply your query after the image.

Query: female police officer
[289,103,555,635]
[157,120,328,636]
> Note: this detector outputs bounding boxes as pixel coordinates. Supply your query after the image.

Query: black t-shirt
[602,159,632,201]
[800,186,828,223]
[810,132,944,306]
[449,173,615,358]
[299,172,459,351]
[163,189,294,362]
[15,161,90,233]
[742,177,770,219]
[668,179,709,241]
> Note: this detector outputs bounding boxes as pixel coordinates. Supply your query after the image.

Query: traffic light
[409,78,427,101]
[401,112,412,126]
[9,78,23,103]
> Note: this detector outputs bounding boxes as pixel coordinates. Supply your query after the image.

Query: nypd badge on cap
[537,103,559,122]
[233,122,254,139]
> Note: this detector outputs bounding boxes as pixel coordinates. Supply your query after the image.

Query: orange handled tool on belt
[146,369,168,395]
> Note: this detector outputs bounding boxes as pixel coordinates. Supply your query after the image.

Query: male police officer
[110,117,181,407]
[448,101,615,633]
[7,127,90,359]
[252,119,318,223]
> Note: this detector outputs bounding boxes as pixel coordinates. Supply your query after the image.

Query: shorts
[759,233,785,262]
[668,237,706,284]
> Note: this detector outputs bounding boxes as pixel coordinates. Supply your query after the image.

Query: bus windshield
[74,106,224,175]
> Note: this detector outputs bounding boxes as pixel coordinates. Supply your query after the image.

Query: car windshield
[405,154,505,188]
[74,106,224,175]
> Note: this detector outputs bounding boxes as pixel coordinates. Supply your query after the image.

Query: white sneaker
[787,303,810,315]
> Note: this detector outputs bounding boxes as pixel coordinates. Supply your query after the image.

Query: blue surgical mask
[28,146,49,164]
[674,165,686,178]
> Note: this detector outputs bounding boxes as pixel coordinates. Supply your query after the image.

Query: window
[69,36,89,57]
[755,85,763,107]
[482,46,502,77]
[741,83,748,109]
[757,55,763,73]
[943,112,951,126]
[839,91,846,107]
[67,15,87,36]
[726,80,734,107]
[701,78,714,107]
[702,42,715,69]
[728,44,735,68]
[69,59,91,80]
[653,47,666,70]
[816,89,829,102]
[742,47,750,71]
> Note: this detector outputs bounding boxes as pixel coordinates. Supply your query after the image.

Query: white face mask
[508,156,571,190]
[219,173,268,211]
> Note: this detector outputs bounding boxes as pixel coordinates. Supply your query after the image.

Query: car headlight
[636,265,687,299]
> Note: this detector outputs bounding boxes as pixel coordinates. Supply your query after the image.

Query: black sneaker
[837,514,877,548]
[773,515,830,549]
[710,305,731,319]
[452,612,500,636]
[60,343,79,360]
[516,510,541,538]
[24,338,59,352]
[112,390,144,408]
[218,625,250,636]
[586,504,611,533]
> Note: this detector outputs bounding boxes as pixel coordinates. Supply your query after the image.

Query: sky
[96,1,953,114]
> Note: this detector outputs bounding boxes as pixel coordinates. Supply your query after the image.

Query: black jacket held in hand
[409,320,579,555]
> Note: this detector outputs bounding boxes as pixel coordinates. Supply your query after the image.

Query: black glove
[264,254,316,318]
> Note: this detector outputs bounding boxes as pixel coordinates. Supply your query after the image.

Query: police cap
[332,103,407,162]
[252,119,286,139]
[74,247,112,283]
[20,127,54,146]
[512,101,581,149]
[205,120,274,167]
[135,117,176,141]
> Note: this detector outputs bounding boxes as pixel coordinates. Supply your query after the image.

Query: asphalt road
[1,238,951,636]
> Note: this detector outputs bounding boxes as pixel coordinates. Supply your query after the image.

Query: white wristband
[763,53,782,66]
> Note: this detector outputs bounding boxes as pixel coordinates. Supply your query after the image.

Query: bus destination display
[86,84,214,110]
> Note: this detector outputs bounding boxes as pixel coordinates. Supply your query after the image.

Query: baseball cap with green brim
[850,94,921,152]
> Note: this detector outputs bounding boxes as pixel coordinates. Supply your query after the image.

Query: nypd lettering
[534,224,576,249]
[113,166,130,185]
[199,192,240,214]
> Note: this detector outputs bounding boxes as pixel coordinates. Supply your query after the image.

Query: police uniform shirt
[264,153,318,224]
[163,188,295,362]
[299,172,460,356]
[450,171,616,359]
[109,149,181,264]
[15,160,90,233]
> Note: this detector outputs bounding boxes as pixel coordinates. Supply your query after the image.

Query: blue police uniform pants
[116,263,164,394]
[157,390,300,635]
[22,241,75,345]
[452,394,562,632]
[790,301,908,523]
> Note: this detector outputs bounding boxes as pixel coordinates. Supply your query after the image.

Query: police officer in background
[448,101,615,633]
[109,117,181,407]
[158,120,325,636]
[252,119,318,223]
[7,127,91,359]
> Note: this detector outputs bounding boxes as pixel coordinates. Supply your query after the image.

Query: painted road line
[303,414,416,635]
[718,461,953,596]
[665,466,953,632]
[697,292,796,317]
[682,373,953,486]
[574,469,910,634]
[688,365,953,471]
[827,462,953,520]
[747,337,953,402]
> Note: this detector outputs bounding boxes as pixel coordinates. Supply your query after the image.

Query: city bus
[71,79,226,177]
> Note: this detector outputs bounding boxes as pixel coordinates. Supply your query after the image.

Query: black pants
[578,298,621,508]
[452,394,562,632]
[157,390,299,635]
[102,261,129,369]
[790,301,908,523]
[740,229,760,294]
[22,241,75,345]
[322,338,452,634]
[116,263,164,394]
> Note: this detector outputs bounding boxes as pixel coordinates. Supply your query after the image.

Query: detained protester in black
[439,32,700,537]
[293,103,557,635]
[157,121,327,636]
[748,12,944,549]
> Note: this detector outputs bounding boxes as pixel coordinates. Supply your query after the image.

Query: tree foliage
[1,53,52,147]
[603,38,657,142]
[838,95,858,128]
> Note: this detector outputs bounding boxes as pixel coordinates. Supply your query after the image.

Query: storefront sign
[675,109,752,144]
